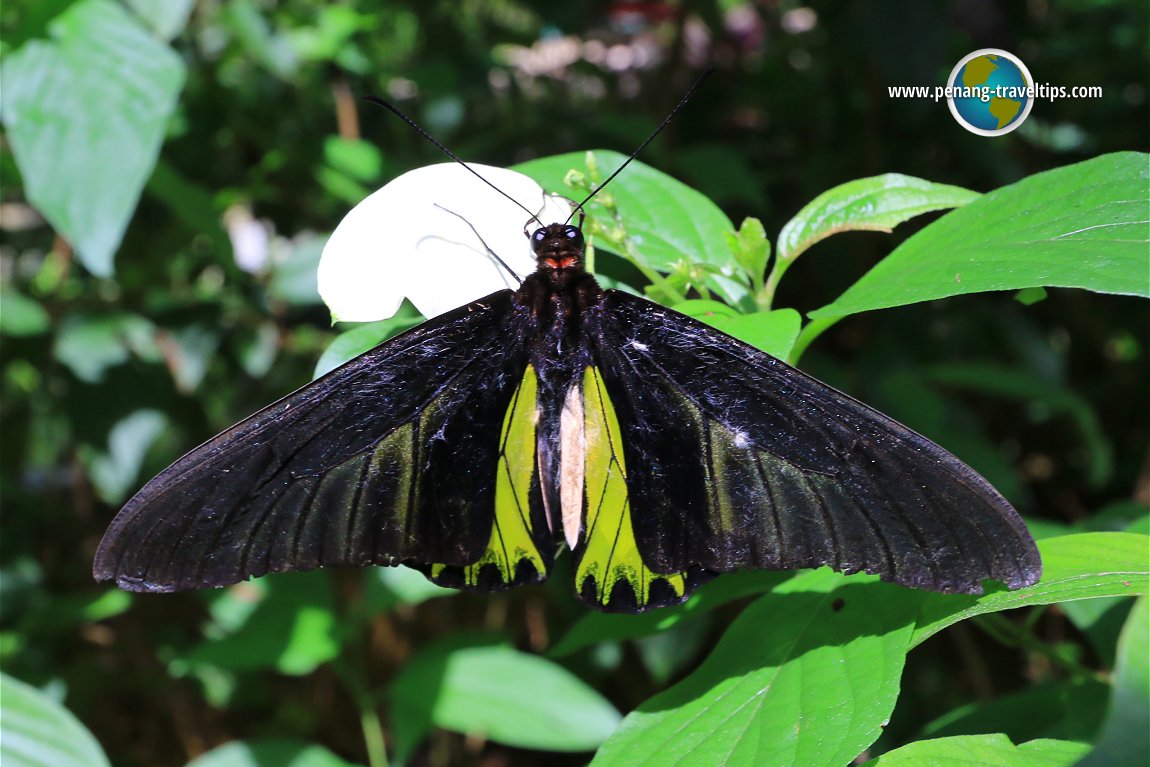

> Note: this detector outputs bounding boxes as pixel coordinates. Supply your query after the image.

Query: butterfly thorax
[515,223,602,393]
[516,223,604,341]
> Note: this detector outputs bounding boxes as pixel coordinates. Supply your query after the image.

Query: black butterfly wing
[93,290,554,593]
[578,290,1041,607]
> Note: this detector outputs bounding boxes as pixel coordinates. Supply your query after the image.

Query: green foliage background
[1,2,1148,767]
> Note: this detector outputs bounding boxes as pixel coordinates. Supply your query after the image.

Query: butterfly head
[528,223,585,271]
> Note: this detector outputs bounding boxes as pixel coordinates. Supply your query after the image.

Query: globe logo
[947,49,1035,136]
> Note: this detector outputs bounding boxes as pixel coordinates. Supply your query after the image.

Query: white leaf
[318,163,571,321]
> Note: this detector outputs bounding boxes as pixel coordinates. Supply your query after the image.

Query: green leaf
[549,570,788,658]
[314,310,422,379]
[911,532,1149,648]
[1129,514,1150,536]
[632,617,713,685]
[0,0,185,276]
[146,159,230,257]
[122,0,194,40]
[236,321,280,379]
[777,173,979,262]
[390,639,621,761]
[1014,286,1048,305]
[316,165,371,207]
[671,298,800,361]
[1077,595,1149,767]
[863,735,1091,767]
[926,362,1112,487]
[323,136,383,183]
[0,289,51,337]
[78,589,133,622]
[363,565,454,613]
[221,0,297,80]
[80,409,169,504]
[53,312,157,383]
[1087,501,1150,534]
[672,302,802,360]
[267,233,326,306]
[185,738,362,767]
[167,324,222,393]
[514,151,743,303]
[1060,597,1134,670]
[0,673,110,767]
[180,571,340,676]
[921,678,1108,744]
[672,298,739,319]
[810,153,1150,319]
[710,309,802,359]
[591,569,922,767]
[288,6,373,64]
[1028,502,1150,541]
[725,216,771,283]
[1023,511,1147,666]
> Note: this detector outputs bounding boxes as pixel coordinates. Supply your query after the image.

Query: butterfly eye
[564,227,580,239]
[532,229,546,241]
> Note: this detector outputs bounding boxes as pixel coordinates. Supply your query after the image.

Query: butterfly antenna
[567,67,714,224]
[434,204,522,283]
[365,95,545,228]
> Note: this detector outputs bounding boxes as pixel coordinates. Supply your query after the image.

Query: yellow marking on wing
[704,418,741,536]
[370,419,416,541]
[577,367,685,607]
[461,365,545,586]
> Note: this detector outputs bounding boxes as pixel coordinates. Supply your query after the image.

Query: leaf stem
[759,254,791,311]
[335,657,389,767]
[573,154,684,304]
[628,246,683,304]
[973,613,1105,682]
[589,215,684,304]
[750,274,768,311]
[787,315,840,366]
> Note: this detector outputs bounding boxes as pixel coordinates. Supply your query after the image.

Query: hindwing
[564,365,702,611]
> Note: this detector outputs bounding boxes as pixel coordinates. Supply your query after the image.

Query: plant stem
[359,703,389,767]
[787,315,841,366]
[335,658,389,767]
[759,256,788,311]
[973,613,1105,682]
[590,221,683,304]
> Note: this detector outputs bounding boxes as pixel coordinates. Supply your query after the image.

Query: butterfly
[93,91,1042,613]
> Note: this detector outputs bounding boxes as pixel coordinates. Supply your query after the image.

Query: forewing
[94,291,553,593]
[588,290,1041,597]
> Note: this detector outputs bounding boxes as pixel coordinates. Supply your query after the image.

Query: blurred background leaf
[862,733,1090,766]
[0,672,111,767]
[390,637,622,762]
[184,738,363,767]
[0,0,185,276]
[1076,594,1150,767]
